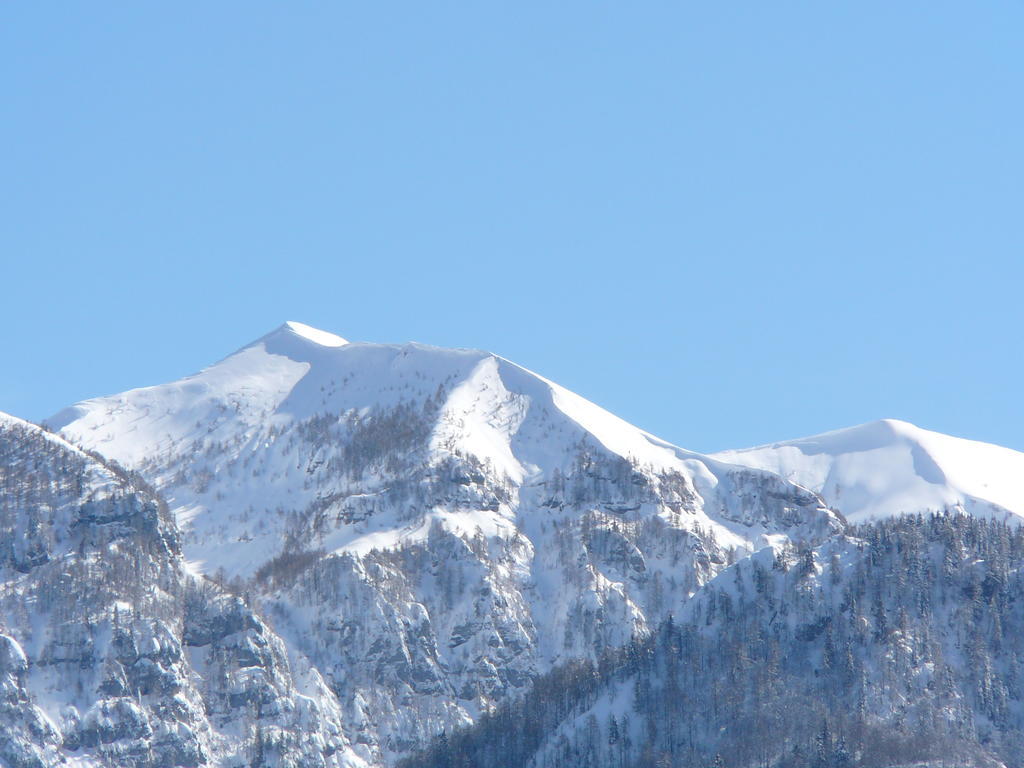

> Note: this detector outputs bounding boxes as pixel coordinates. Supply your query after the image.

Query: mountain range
[0,321,1019,768]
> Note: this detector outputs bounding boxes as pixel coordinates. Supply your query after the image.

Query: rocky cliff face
[0,413,365,767]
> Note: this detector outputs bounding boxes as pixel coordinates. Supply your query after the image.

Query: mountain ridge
[713,417,1024,523]
[50,322,842,579]
[17,321,1023,767]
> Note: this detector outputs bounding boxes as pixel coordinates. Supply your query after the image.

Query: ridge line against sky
[2,2,1022,453]
[37,320,1024,457]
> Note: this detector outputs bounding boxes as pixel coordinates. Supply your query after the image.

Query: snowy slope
[50,321,841,764]
[51,321,837,579]
[713,418,1024,523]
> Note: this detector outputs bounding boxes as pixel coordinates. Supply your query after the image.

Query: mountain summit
[713,418,1024,523]
[50,322,837,580]
[273,320,349,348]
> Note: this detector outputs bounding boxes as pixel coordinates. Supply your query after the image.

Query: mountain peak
[276,321,349,347]
[238,321,349,364]
[714,419,1024,523]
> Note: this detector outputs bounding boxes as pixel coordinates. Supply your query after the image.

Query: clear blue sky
[3,2,1022,453]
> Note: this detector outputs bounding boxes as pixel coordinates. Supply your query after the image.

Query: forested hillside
[405,514,1024,768]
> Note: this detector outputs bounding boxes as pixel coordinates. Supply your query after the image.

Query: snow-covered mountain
[50,321,841,764]
[51,321,837,578]
[713,419,1024,523]
[2,320,1020,767]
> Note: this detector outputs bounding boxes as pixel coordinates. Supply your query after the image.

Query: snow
[432,356,530,484]
[713,418,1024,523]
[48,341,311,467]
[282,321,348,347]
[55,321,816,579]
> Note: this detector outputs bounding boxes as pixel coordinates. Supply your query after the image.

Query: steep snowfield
[713,418,1024,523]
[50,322,840,764]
